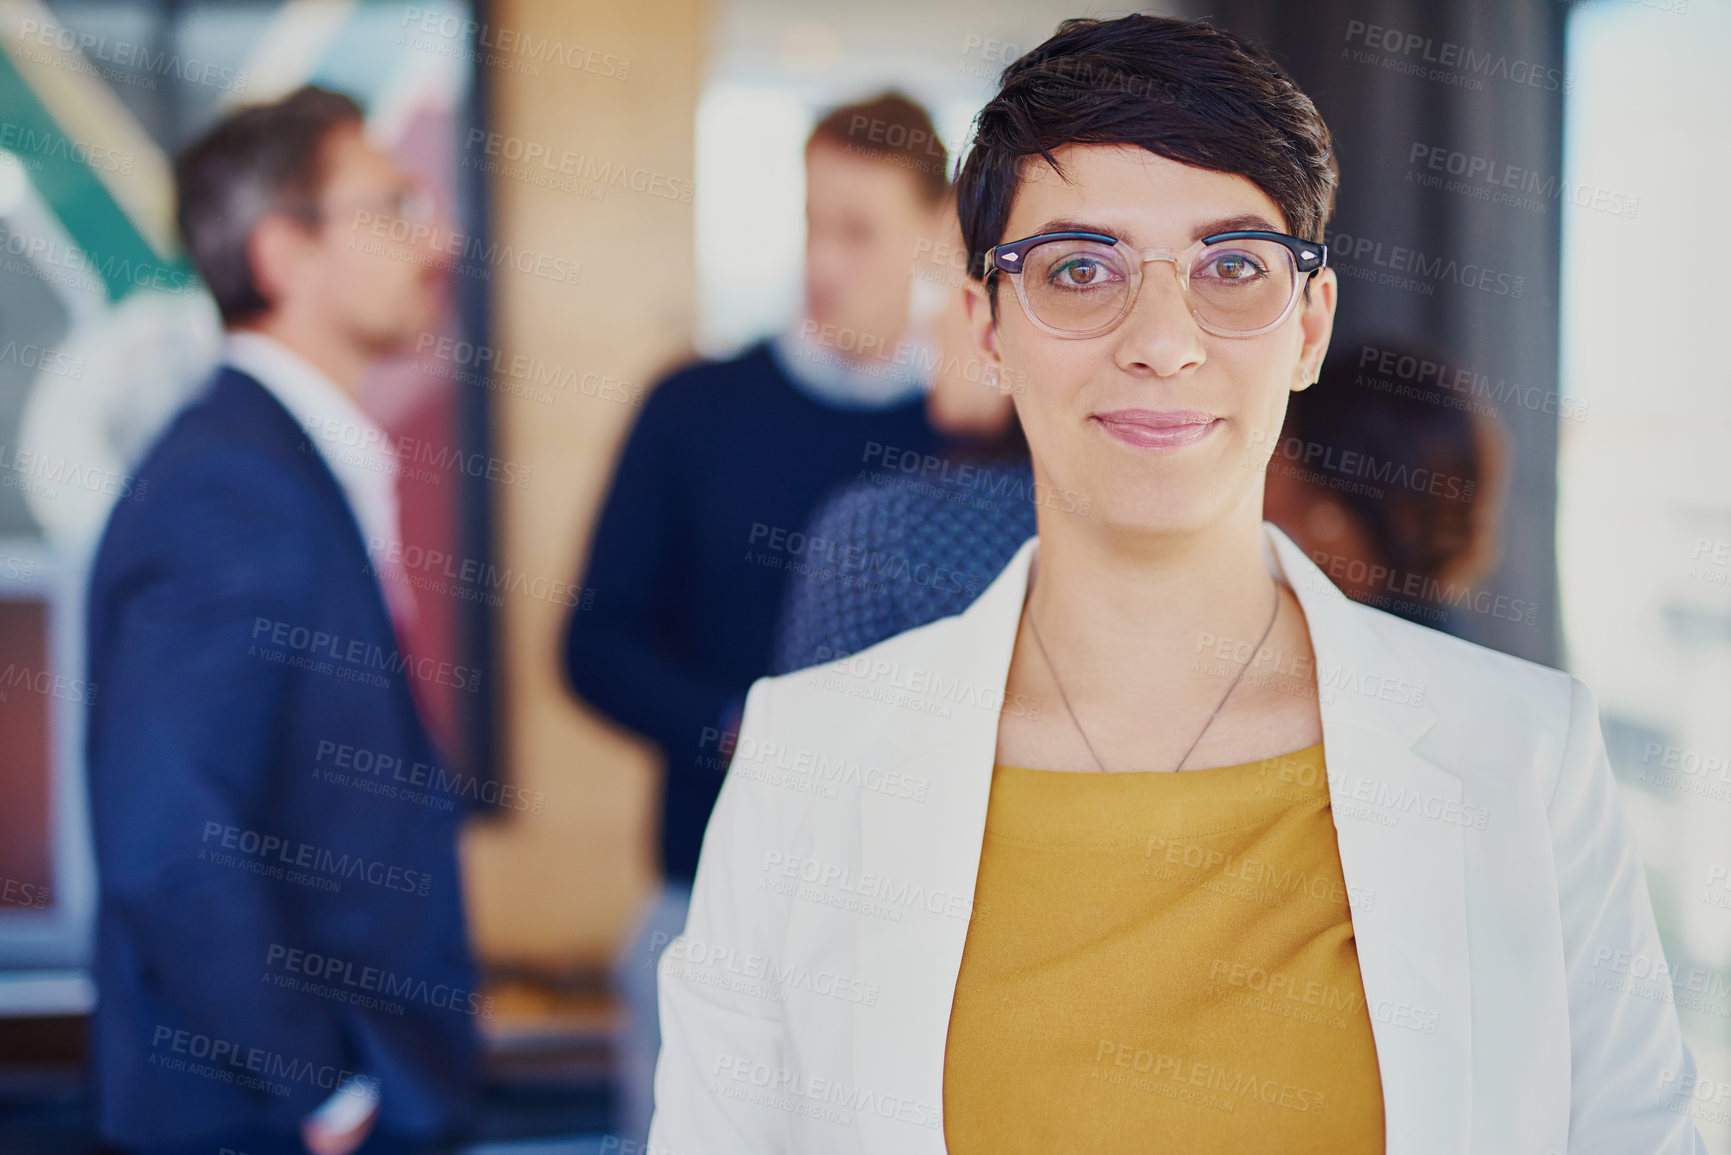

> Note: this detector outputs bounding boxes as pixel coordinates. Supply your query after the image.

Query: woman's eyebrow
[1023,212,1286,243]
[1028,217,1119,238]
[1195,212,1283,239]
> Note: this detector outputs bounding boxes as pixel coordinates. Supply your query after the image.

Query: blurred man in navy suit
[85,86,481,1155]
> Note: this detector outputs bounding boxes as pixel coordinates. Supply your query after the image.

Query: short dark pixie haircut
[175,85,364,325]
[956,15,1338,310]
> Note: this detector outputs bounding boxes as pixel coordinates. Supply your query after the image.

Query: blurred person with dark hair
[85,86,480,1155]
[563,90,948,1147]
[651,14,1701,1154]
[769,325,1502,676]
[771,200,1037,675]
[1264,342,1509,636]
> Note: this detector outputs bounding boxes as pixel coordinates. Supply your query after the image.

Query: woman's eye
[1053,259,1108,287]
[1202,252,1267,282]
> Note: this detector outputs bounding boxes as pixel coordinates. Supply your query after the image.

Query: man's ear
[246,213,309,315]
[1291,268,1337,393]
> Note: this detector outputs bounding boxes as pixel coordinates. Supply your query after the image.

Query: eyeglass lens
[1018,237,1299,335]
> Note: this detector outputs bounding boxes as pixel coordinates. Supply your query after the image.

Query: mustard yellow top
[942,742,1385,1153]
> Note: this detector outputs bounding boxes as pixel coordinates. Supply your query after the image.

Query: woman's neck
[1027,503,1279,673]
[998,499,1323,772]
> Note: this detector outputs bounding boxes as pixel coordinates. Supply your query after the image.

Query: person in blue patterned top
[772,338,1505,673]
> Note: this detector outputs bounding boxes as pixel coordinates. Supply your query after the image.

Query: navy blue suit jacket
[85,368,481,1148]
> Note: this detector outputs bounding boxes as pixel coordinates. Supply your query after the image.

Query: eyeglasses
[285,181,440,229]
[984,229,1327,339]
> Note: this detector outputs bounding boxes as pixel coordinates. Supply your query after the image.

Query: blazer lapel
[848,528,1472,1155]
[1270,527,1472,1155]
[850,535,1035,1154]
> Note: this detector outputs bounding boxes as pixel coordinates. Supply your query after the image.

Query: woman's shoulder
[1329,592,1583,789]
[1361,596,1570,698]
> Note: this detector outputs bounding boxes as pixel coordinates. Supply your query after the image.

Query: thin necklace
[1026,581,1281,774]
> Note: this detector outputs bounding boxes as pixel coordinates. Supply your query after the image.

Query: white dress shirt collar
[770,320,930,411]
[221,330,415,626]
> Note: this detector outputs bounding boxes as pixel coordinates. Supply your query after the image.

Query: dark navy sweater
[564,340,940,882]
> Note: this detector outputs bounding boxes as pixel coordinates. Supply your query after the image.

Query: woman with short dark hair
[648,15,1702,1154]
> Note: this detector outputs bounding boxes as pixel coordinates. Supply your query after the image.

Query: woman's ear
[1293,268,1338,393]
[962,278,999,368]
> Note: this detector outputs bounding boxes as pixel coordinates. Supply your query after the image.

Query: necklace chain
[1025,582,1281,774]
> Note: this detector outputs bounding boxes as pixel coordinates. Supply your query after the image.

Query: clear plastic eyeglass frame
[983,229,1328,340]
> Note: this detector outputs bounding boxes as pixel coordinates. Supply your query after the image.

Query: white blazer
[649,524,1704,1154]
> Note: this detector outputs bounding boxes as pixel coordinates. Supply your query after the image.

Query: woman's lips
[1091,409,1222,451]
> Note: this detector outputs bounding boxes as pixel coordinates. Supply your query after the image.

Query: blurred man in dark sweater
[563,91,948,1147]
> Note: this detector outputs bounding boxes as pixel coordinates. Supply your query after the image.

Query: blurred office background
[0,0,1725,1150]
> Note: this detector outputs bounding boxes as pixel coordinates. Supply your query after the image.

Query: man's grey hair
[173,85,364,325]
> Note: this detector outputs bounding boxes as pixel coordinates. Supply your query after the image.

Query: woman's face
[964,144,1337,539]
